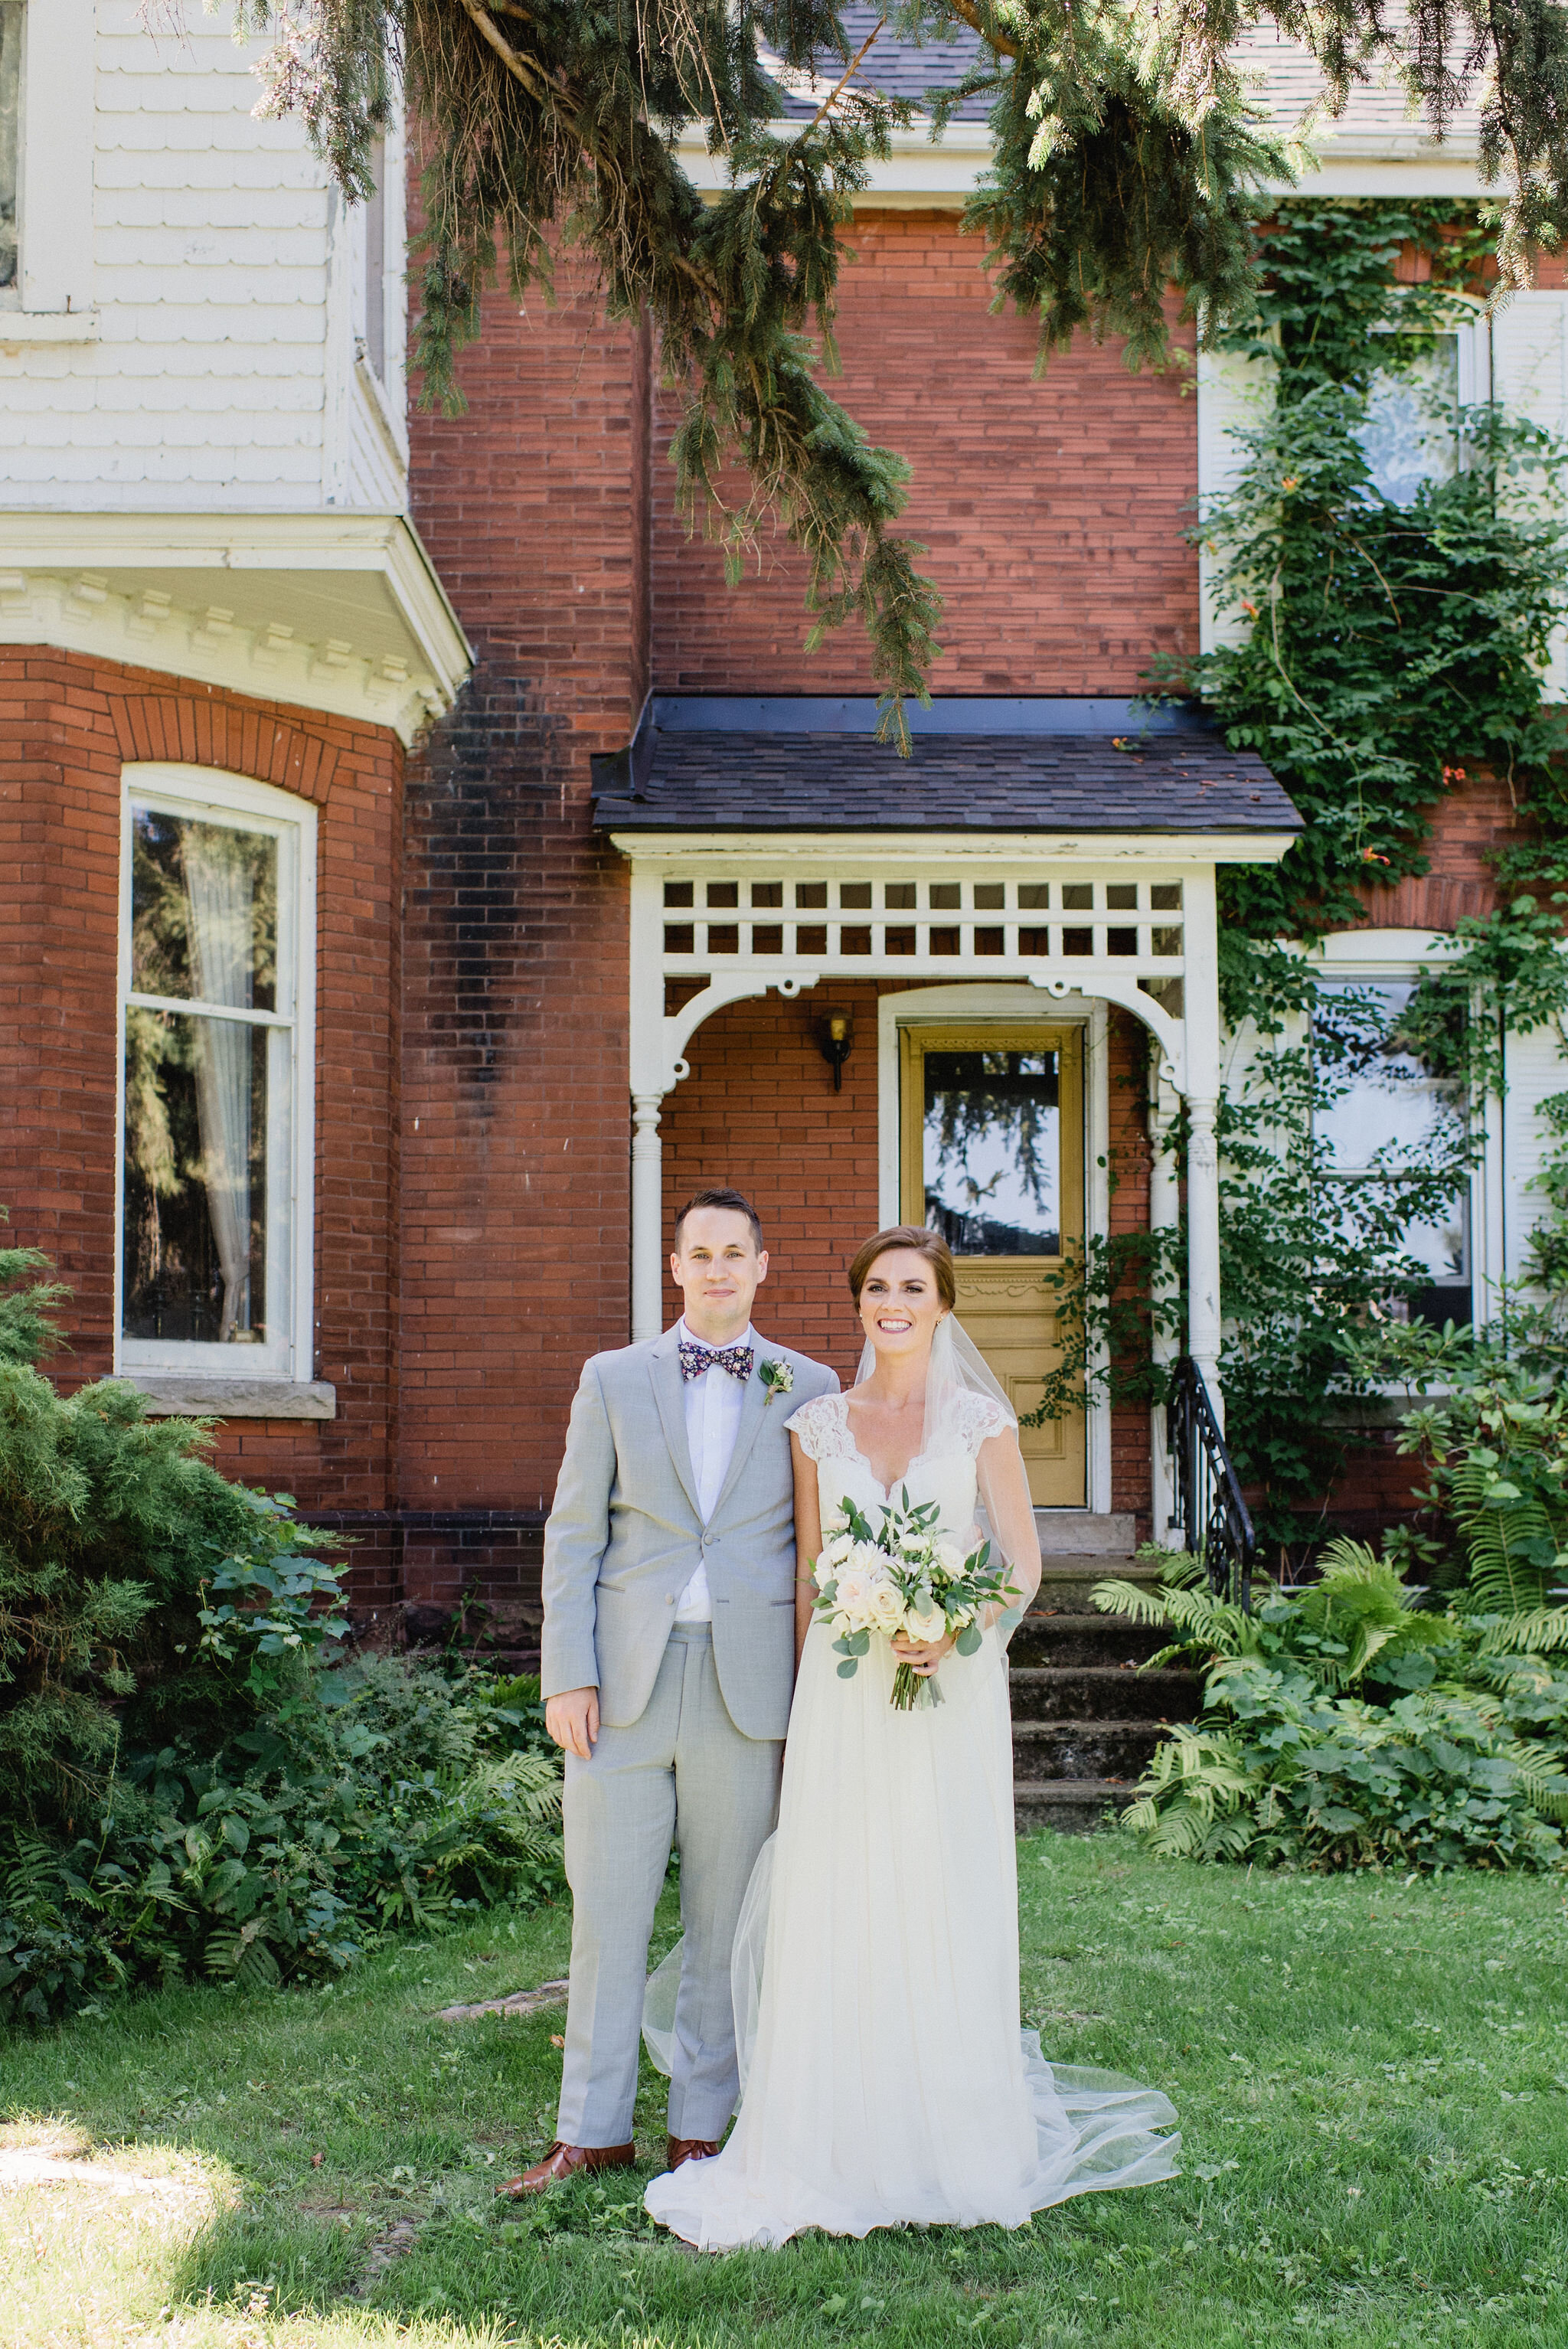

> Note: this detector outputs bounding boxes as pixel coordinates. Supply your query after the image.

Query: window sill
[0,309,100,347]
[124,1375,337,1421]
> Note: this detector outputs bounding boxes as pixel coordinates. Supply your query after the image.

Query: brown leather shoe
[667,2135,721,2171]
[497,2140,636,2196]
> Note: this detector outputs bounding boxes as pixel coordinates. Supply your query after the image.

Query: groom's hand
[546,1687,600,1759]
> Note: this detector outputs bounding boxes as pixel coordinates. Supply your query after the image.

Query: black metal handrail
[1166,1355,1256,1607]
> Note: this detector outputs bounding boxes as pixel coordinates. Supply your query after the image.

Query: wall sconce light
[814,1007,854,1092]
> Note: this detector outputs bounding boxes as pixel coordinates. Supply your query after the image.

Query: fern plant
[1094,1537,1453,1691]
[1099,1537,1568,1870]
[1119,1665,1568,1871]
[1450,1414,1568,1619]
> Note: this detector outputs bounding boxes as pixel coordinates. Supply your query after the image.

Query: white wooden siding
[0,1,403,515]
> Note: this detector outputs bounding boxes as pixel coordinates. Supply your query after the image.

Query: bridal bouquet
[812,1491,1019,1710]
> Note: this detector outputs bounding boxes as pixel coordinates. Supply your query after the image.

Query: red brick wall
[1359,769,1530,929]
[650,214,1200,695]
[657,980,883,1386]
[404,275,652,1518]
[0,648,403,1522]
[656,986,1158,1524]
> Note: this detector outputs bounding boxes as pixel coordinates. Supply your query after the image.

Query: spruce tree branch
[451,0,553,103]
[940,0,1021,63]
[805,13,888,131]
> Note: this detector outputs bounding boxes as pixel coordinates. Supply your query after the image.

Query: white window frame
[338,95,409,473]
[115,764,317,1384]
[1,0,95,329]
[1312,933,1477,1327]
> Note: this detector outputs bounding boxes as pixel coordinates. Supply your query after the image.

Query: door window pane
[122,1009,276,1345]
[132,810,278,1011]
[922,1049,1060,1256]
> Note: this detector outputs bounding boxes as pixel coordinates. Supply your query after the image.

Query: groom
[504,1187,838,2192]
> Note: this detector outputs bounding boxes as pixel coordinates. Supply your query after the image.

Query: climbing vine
[1191,203,1568,1544]
[1043,203,1568,1552]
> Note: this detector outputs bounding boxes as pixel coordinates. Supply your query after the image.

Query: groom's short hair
[673,1187,765,1252]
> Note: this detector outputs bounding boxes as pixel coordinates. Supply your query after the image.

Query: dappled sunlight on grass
[2,1841,1566,2346]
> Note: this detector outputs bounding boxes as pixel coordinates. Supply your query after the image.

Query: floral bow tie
[679,1339,754,1384]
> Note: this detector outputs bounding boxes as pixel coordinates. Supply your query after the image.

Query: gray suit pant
[558,1625,782,2148]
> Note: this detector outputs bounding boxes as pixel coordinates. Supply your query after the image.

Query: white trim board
[15,0,94,319]
[0,511,471,743]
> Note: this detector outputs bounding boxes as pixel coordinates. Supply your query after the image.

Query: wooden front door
[899,1024,1086,1508]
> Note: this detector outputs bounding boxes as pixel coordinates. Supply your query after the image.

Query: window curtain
[183,827,254,1341]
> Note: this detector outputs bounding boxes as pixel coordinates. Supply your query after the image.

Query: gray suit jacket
[541,1325,839,1740]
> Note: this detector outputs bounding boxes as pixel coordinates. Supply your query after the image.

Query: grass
[2,1834,1566,2349]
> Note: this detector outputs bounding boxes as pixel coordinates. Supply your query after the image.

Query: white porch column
[627,859,670,1344]
[1185,1096,1223,1416]
[1181,867,1224,1426]
[631,1090,665,1342]
[1148,1081,1181,1532]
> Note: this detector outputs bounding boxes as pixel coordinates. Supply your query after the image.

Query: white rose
[936,1539,968,1578]
[833,1568,877,1626]
[904,1605,949,1645]
[870,1581,906,1635]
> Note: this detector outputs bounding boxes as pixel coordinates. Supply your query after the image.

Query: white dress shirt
[672,1318,756,1622]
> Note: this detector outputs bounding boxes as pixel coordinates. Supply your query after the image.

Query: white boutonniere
[760,1359,794,1406]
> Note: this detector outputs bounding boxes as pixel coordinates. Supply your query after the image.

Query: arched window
[117,765,316,1383]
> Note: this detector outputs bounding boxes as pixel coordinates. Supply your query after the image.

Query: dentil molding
[0,511,472,747]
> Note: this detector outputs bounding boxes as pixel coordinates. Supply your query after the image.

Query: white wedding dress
[642,1386,1179,2251]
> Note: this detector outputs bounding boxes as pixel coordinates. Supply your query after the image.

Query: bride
[642,1225,1179,2249]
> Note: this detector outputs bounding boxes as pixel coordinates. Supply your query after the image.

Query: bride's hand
[890,1630,956,1678]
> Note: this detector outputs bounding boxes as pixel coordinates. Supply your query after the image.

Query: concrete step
[1008,1611,1169,1668]
[1009,1665,1203,1723]
[1014,1779,1140,1834]
[1034,1513,1138,1555]
[1012,1716,1171,1782]
[1027,1558,1150,1611]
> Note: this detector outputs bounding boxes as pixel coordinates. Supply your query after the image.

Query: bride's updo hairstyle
[848,1225,956,1312]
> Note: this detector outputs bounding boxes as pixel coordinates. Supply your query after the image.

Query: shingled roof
[591,698,1302,837]
[763,8,1485,147]
[764,3,994,120]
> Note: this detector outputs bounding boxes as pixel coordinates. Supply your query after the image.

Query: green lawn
[2,1835,1565,2349]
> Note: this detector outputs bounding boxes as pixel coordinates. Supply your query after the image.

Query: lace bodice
[787,1388,1010,1537]
[788,1388,1008,1469]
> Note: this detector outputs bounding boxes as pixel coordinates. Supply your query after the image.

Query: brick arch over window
[106,695,341,803]
[1357,772,1527,932]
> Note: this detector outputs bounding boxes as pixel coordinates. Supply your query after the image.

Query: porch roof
[590,696,1302,839]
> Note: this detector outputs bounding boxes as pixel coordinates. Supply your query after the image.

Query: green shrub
[0,1237,563,2026]
[0,1656,564,2020]
[1097,1539,1568,1871]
